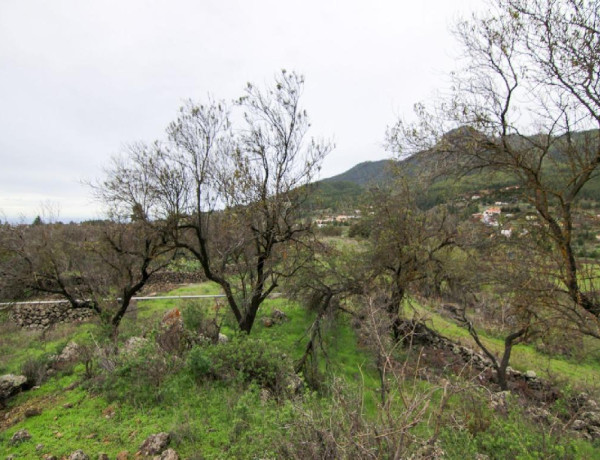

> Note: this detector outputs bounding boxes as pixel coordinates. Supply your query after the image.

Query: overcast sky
[0,0,483,222]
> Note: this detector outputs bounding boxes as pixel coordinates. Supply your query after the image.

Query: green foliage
[302,180,364,212]
[93,340,182,406]
[205,336,295,394]
[316,225,343,237]
[182,300,206,332]
[187,345,212,381]
[440,397,583,459]
[167,257,203,273]
[348,219,371,238]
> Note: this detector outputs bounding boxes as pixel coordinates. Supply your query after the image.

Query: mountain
[321,159,394,186]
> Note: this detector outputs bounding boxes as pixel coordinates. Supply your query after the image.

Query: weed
[20,355,49,387]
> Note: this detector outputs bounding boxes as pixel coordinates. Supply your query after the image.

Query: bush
[317,225,343,237]
[187,345,212,381]
[20,355,49,386]
[182,301,220,343]
[205,337,295,395]
[348,220,371,239]
[93,340,182,405]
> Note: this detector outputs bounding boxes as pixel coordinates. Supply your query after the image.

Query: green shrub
[317,225,343,237]
[206,337,295,395]
[348,220,371,238]
[441,405,581,460]
[182,301,220,342]
[93,340,182,405]
[187,345,212,381]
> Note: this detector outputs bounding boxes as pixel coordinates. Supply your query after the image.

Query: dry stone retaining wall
[10,303,94,330]
[7,271,203,330]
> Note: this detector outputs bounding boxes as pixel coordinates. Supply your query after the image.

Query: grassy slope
[0,283,376,458]
[408,300,600,387]
[2,283,600,457]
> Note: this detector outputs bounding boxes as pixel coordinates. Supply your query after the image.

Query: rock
[409,440,445,459]
[581,411,600,426]
[260,388,272,403]
[271,309,287,322]
[506,366,522,377]
[286,373,304,394]
[589,426,600,440]
[524,370,537,380]
[262,317,274,328]
[0,374,28,402]
[122,337,149,356]
[526,406,556,424]
[69,451,90,460]
[116,451,129,460]
[584,398,599,411]
[572,419,587,430]
[102,405,116,419]
[56,341,81,364]
[489,391,510,412]
[42,455,58,460]
[97,454,109,460]
[9,428,31,445]
[162,308,183,328]
[218,332,229,344]
[155,449,179,460]
[36,443,45,451]
[25,407,42,417]
[139,432,171,455]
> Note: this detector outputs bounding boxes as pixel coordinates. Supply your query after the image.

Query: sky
[0,0,483,222]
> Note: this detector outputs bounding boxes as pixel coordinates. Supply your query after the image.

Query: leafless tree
[389,0,600,327]
[0,220,173,335]
[100,70,332,334]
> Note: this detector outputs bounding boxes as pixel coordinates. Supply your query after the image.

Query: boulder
[155,449,179,460]
[0,374,28,402]
[69,451,90,460]
[572,419,587,430]
[9,428,31,445]
[25,407,42,418]
[139,432,171,456]
[524,370,537,380]
[162,309,183,329]
[271,309,288,322]
[218,333,229,344]
[56,341,81,364]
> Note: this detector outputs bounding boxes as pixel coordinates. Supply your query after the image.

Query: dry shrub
[20,356,48,387]
[280,297,459,459]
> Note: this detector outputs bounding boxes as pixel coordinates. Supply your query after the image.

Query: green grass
[0,283,376,458]
[4,282,600,458]
[408,299,600,387]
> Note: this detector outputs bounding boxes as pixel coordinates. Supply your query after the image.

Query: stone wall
[10,303,94,330]
[149,271,205,285]
[7,271,204,330]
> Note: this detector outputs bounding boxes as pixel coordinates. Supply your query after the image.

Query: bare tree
[365,179,457,341]
[0,220,173,335]
[100,70,332,334]
[389,0,600,326]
